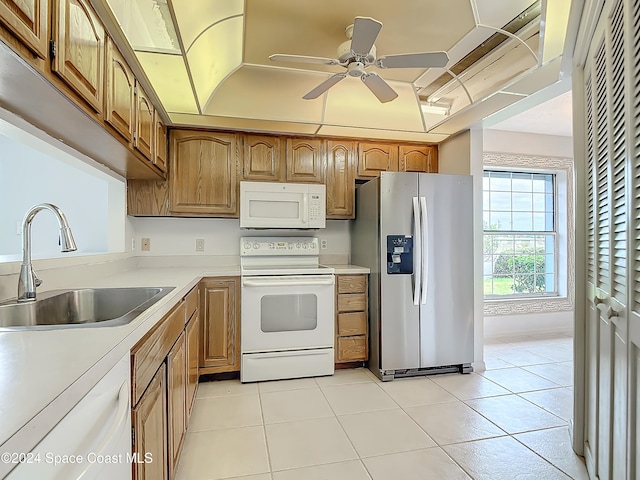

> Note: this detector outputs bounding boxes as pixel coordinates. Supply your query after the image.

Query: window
[483,170,557,297]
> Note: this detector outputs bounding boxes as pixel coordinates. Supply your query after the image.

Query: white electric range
[240,237,335,383]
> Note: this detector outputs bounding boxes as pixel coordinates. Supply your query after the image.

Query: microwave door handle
[302,193,309,224]
[412,196,421,306]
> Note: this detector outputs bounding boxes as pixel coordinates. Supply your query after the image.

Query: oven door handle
[242,276,335,287]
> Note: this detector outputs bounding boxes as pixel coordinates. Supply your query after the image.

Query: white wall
[129,217,351,259]
[0,134,126,261]
[484,129,573,158]
[483,128,574,338]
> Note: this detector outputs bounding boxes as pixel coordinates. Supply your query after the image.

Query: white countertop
[0,262,367,467]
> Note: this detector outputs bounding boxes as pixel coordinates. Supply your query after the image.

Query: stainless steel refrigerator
[351,171,474,381]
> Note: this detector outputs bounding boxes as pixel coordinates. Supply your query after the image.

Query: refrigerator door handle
[420,196,429,305]
[412,196,422,306]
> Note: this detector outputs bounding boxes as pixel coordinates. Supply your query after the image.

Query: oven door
[241,274,335,352]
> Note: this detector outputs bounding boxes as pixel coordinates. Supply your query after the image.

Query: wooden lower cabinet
[132,363,168,480]
[131,285,199,480]
[335,274,369,363]
[185,313,199,415]
[199,277,240,374]
[167,332,186,479]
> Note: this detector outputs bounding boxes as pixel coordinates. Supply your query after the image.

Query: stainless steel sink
[0,287,175,330]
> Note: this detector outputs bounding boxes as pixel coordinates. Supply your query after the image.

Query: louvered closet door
[582,0,634,478]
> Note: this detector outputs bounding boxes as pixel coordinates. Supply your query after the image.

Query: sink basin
[0,287,175,330]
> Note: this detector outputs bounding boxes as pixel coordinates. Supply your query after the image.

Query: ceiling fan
[269,16,449,103]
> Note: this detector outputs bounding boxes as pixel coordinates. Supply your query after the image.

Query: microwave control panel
[309,194,323,221]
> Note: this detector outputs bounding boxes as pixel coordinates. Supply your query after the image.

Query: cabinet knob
[607,307,619,319]
[594,296,604,306]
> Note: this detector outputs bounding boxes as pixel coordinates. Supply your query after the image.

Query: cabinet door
[154,112,168,173]
[167,333,186,479]
[325,140,355,219]
[170,130,239,216]
[0,0,48,58]
[286,138,323,183]
[399,145,438,173]
[52,0,104,112]
[357,142,399,178]
[104,36,134,142]
[134,81,154,161]
[199,277,240,373]
[186,313,199,417]
[132,363,167,480]
[242,134,283,181]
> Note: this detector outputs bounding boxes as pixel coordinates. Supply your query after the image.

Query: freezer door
[418,174,474,367]
[380,172,421,371]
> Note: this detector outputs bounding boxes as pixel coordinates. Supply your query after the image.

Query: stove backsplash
[129,217,351,263]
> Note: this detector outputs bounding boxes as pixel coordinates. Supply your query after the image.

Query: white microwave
[240,181,326,229]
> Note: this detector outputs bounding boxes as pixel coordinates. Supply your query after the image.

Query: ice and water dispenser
[386,235,413,274]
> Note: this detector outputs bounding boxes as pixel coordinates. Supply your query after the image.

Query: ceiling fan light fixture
[420,101,450,116]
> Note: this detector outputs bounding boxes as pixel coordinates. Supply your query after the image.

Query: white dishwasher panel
[7,354,132,480]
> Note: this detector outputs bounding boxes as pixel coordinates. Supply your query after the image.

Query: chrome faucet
[17,203,77,302]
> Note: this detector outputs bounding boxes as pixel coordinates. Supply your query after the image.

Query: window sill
[484,296,573,316]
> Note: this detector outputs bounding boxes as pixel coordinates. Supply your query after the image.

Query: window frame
[483,168,560,299]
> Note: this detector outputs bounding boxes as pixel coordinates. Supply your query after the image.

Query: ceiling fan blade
[303,73,347,99]
[361,73,398,103]
[350,17,383,56]
[269,54,341,66]
[376,52,449,69]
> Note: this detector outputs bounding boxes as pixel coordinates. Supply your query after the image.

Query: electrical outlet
[320,239,328,250]
[132,238,136,251]
[141,238,151,251]
[195,238,205,252]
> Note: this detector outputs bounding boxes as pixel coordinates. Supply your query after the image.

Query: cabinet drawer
[185,286,198,322]
[337,312,367,336]
[337,275,367,294]
[337,336,367,362]
[131,302,186,405]
[337,293,366,312]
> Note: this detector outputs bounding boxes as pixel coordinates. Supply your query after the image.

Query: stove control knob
[296,242,301,248]
[253,242,259,249]
[302,243,308,249]
[244,242,251,250]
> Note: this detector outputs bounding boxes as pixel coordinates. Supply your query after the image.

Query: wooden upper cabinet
[170,130,239,216]
[242,134,283,181]
[134,81,154,161]
[154,111,168,173]
[104,36,134,142]
[399,145,438,173]
[326,140,355,219]
[286,138,323,183]
[357,142,399,178]
[0,0,48,58]
[52,0,104,112]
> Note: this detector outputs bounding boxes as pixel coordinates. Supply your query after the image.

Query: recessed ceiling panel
[204,66,325,124]
[474,0,538,27]
[136,52,199,113]
[323,78,423,132]
[187,17,244,109]
[244,0,474,83]
[172,0,244,51]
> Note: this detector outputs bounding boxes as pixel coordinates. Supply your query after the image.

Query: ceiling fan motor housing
[337,39,376,64]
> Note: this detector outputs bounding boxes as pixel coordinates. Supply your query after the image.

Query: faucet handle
[34,275,42,287]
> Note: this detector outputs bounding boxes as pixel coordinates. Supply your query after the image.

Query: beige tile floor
[176,333,588,480]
